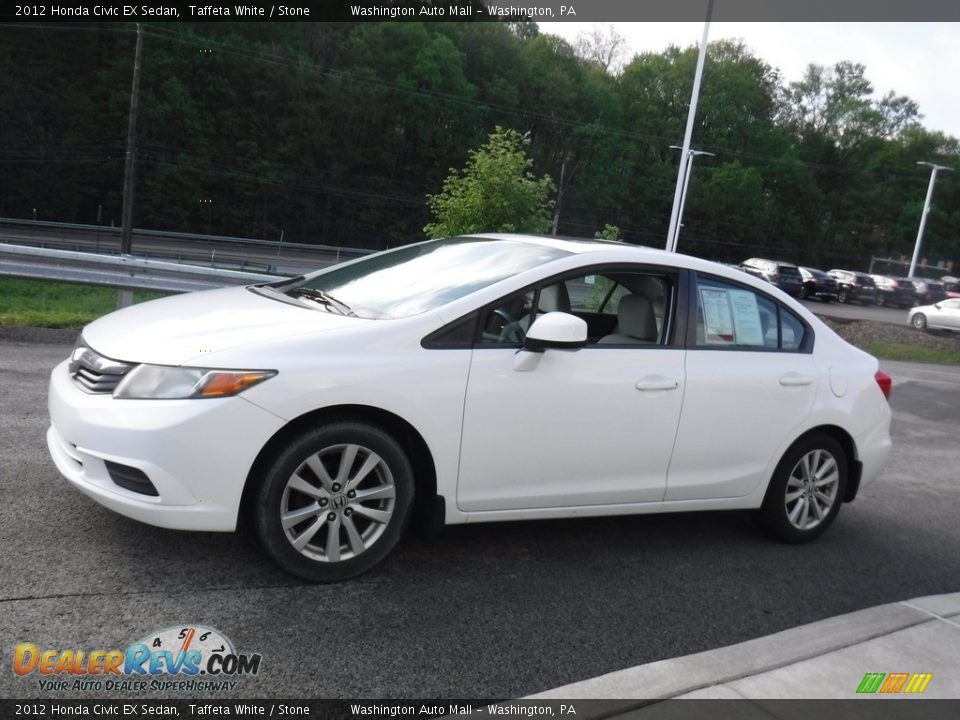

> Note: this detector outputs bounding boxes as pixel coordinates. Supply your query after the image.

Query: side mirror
[524,312,588,352]
[513,312,588,372]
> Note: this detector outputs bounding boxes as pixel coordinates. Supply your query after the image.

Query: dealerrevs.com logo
[14,625,262,693]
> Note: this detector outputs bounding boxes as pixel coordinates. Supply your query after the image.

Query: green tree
[594,224,621,241]
[424,127,555,238]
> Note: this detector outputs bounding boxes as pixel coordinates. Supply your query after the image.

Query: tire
[254,422,414,582]
[912,313,927,330]
[875,294,886,307]
[757,433,847,544]
[838,288,849,303]
[799,285,809,300]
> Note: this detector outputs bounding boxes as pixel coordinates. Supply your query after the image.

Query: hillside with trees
[1,21,957,271]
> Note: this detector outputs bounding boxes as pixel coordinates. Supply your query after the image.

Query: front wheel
[912,313,927,330]
[254,422,414,582]
[875,294,886,307]
[838,289,849,303]
[757,434,847,543]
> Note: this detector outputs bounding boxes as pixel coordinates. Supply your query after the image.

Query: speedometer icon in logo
[135,625,235,674]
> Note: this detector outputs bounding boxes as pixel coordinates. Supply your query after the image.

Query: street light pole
[669,146,715,252]
[665,0,714,252]
[909,161,953,278]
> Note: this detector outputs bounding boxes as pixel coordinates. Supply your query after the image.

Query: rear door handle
[636,377,680,392]
[779,373,813,387]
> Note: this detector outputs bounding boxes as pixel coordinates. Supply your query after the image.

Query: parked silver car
[908,299,960,332]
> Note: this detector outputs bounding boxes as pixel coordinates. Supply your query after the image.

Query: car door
[456,268,686,512]
[938,299,960,329]
[666,274,819,501]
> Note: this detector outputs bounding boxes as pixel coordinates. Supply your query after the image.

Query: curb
[528,592,960,703]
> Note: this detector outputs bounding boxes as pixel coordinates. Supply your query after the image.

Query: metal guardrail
[0,216,372,260]
[868,255,955,279]
[0,243,285,294]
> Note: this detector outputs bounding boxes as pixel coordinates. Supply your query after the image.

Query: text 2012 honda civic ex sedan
[48,235,892,582]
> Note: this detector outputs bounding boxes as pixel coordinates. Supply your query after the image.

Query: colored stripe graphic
[857,673,885,694]
[904,673,933,693]
[856,672,932,694]
[880,673,909,693]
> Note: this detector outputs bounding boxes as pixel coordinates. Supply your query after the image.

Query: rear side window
[695,276,809,352]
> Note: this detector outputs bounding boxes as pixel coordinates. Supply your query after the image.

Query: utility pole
[119,24,143,307]
[909,161,953,278]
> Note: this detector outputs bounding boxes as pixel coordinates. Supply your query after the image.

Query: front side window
[476,270,672,347]
[479,290,535,345]
[696,276,808,351]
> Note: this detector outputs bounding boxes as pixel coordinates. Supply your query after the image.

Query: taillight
[875,370,892,400]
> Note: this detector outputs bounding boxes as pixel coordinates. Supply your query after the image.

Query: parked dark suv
[908,278,947,305]
[798,266,839,302]
[740,258,804,296]
[827,270,878,305]
[870,275,918,308]
[943,277,960,299]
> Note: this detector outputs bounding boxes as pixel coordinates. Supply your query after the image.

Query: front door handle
[636,376,680,392]
[780,373,813,387]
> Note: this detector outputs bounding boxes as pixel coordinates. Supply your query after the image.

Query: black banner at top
[3,0,960,23]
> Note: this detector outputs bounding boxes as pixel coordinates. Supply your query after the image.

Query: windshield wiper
[291,287,357,317]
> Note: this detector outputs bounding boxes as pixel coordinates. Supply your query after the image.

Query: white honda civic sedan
[48,234,893,582]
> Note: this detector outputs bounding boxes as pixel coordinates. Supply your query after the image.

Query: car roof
[460,233,761,280]
[464,233,640,255]
[473,233,781,273]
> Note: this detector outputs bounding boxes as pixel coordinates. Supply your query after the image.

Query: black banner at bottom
[2,699,960,720]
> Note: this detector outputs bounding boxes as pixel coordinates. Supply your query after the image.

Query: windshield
[286,237,571,319]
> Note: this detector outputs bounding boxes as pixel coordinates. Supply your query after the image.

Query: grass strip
[863,341,960,366]
[0,278,169,328]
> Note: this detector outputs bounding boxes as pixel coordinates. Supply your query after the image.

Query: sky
[540,22,960,140]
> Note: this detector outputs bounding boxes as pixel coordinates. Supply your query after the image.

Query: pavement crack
[901,600,960,631]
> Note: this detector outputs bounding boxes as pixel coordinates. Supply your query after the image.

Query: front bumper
[47,359,286,531]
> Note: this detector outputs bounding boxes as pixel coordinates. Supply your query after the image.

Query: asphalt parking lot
[1,339,958,700]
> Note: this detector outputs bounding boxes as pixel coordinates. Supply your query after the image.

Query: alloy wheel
[784,449,839,531]
[280,443,396,562]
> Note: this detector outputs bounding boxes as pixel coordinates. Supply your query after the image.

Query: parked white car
[908,298,960,332]
[48,235,893,582]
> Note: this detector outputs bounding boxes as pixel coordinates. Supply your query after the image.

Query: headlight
[113,365,276,400]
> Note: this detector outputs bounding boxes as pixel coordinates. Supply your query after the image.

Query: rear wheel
[757,433,847,543]
[838,288,849,303]
[255,422,414,582]
[875,294,886,307]
[799,285,809,299]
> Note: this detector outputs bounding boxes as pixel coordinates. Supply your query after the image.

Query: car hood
[83,286,366,366]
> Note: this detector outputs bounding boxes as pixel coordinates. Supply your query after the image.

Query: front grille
[69,345,134,394]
